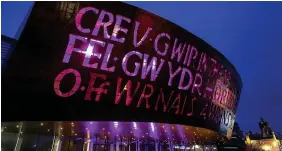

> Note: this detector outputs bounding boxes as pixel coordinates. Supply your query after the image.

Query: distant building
[1,35,17,69]
[277,133,282,140]
[245,118,281,151]
[218,122,246,151]
[232,123,245,141]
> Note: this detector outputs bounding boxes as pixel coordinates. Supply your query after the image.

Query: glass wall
[1,122,219,151]
[1,134,218,151]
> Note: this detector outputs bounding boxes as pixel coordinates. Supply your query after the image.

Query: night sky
[2,1,282,133]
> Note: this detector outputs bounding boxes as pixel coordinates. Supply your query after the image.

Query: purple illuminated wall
[2,1,242,138]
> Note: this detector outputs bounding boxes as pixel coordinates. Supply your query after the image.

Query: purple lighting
[149,122,158,140]
[133,122,137,130]
[113,121,118,128]
[176,124,185,140]
[150,122,155,132]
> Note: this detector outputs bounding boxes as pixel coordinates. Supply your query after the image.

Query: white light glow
[273,141,277,146]
[262,145,272,150]
[114,122,118,128]
[55,140,61,151]
[150,122,155,132]
[86,142,90,151]
[133,122,137,129]
[85,43,93,58]
[84,39,104,58]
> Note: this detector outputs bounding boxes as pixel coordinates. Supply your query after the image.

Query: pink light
[84,39,104,58]
[53,68,81,97]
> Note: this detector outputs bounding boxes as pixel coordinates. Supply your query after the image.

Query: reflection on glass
[1,122,220,151]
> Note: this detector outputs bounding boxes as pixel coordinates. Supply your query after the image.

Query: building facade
[2,2,243,151]
[1,35,17,69]
[245,118,282,151]
[218,123,246,151]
